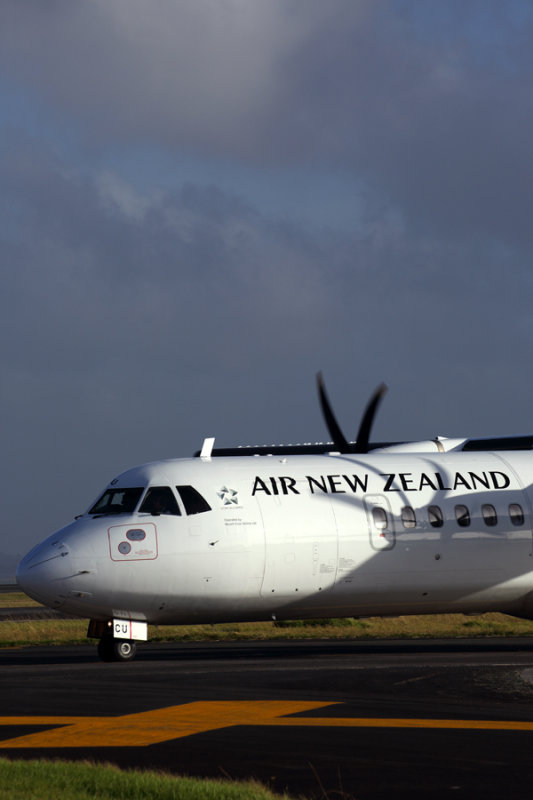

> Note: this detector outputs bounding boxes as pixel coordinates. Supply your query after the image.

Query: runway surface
[2,638,533,798]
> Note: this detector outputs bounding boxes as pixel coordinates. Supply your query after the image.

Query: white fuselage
[16,450,533,625]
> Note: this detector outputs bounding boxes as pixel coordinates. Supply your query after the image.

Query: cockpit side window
[176,485,212,515]
[139,486,181,516]
[89,487,144,515]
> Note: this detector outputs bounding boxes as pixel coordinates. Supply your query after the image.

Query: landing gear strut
[97,636,137,662]
[88,619,145,662]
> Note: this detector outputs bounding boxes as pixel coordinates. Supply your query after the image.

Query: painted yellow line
[0,702,332,748]
[1,702,533,749]
[0,717,90,725]
[263,717,533,731]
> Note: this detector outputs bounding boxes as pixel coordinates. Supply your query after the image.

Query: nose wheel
[97,636,137,662]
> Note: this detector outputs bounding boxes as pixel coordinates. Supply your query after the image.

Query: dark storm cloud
[3,1,533,247]
[2,132,530,445]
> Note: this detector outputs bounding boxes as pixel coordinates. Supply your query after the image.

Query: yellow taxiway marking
[0,702,331,748]
[1,702,533,748]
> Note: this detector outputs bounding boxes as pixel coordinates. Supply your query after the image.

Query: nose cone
[17,539,71,609]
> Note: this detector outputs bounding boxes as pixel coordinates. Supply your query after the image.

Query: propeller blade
[316,372,351,453]
[353,382,388,453]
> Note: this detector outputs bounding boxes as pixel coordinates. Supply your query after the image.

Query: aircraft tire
[97,636,137,662]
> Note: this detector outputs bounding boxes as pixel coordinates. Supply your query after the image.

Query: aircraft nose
[16,539,71,608]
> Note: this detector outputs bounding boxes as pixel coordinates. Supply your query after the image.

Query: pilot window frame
[139,486,181,516]
[89,487,144,515]
[428,505,444,528]
[176,485,212,515]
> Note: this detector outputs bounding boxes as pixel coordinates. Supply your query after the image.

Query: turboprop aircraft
[16,374,533,661]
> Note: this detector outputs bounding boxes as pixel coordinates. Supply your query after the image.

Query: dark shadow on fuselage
[252,449,533,621]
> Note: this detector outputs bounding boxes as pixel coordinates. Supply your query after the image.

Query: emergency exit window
[372,507,388,530]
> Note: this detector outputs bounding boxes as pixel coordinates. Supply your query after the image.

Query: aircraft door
[364,495,395,551]
[258,487,337,598]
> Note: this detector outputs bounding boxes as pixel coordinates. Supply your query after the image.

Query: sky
[2,0,533,567]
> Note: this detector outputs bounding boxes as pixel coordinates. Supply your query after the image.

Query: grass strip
[149,612,533,641]
[2,592,533,646]
[0,758,299,800]
[1,611,533,648]
[0,593,40,608]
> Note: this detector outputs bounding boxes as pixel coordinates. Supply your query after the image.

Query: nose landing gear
[97,635,137,662]
[88,618,146,662]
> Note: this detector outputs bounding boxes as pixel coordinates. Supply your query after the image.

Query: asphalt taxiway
[2,638,533,799]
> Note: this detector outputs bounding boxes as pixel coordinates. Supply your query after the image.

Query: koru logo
[217,486,239,505]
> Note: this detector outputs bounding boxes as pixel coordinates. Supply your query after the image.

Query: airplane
[16,373,533,661]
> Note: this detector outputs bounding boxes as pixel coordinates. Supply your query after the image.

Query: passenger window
[428,505,444,528]
[509,504,524,526]
[139,486,180,516]
[401,506,416,529]
[372,507,388,530]
[455,505,470,527]
[176,485,212,515]
[482,504,497,527]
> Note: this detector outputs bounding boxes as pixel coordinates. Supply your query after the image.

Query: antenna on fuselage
[200,437,215,459]
[317,372,387,454]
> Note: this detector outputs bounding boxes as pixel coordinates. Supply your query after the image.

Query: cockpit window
[139,486,180,516]
[176,485,212,515]
[89,487,144,516]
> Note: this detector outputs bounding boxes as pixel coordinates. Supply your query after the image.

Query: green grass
[148,612,533,642]
[0,619,89,647]
[0,592,40,608]
[2,592,533,647]
[0,758,300,800]
[2,608,533,647]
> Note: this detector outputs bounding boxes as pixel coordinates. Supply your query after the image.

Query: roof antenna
[200,437,215,460]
